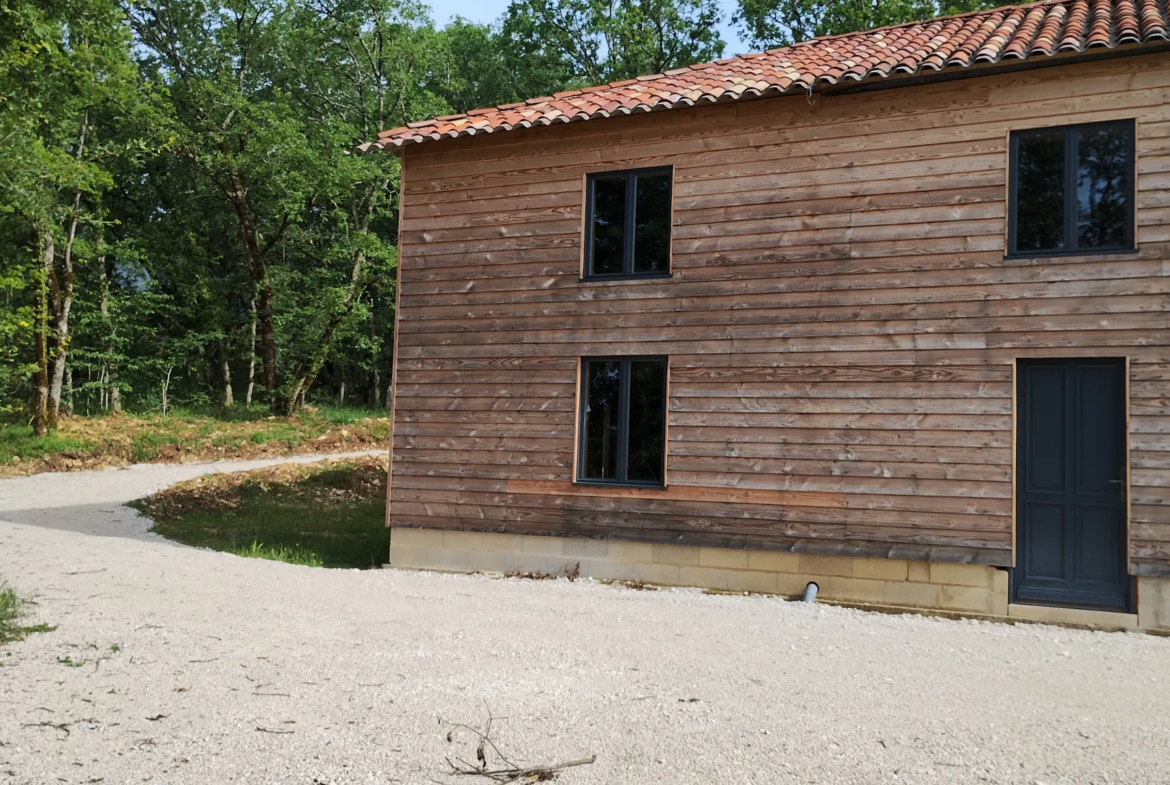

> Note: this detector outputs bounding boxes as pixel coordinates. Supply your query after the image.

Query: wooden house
[360,0,1170,630]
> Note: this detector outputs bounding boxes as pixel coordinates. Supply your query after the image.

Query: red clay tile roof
[358,0,1169,152]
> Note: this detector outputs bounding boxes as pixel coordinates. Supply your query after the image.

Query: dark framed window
[584,167,672,278]
[1008,120,1135,257]
[577,357,667,486]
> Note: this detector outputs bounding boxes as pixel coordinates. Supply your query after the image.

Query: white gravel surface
[2,458,1170,785]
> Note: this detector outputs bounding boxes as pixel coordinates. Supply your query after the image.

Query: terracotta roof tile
[357,0,1170,152]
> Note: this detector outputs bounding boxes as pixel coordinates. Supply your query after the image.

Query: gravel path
[2,459,1170,785]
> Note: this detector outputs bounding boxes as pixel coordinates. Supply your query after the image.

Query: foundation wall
[390,528,1170,632]
[390,527,1009,616]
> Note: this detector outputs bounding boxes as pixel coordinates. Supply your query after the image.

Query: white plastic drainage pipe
[802,582,819,603]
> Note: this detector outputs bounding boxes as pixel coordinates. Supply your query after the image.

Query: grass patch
[0,405,389,478]
[0,583,55,646]
[131,457,389,569]
[234,541,325,567]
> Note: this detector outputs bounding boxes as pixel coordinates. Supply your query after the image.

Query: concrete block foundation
[388,528,1170,632]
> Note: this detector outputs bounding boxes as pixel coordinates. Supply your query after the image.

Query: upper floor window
[1008,120,1135,257]
[584,167,672,278]
[578,356,667,487]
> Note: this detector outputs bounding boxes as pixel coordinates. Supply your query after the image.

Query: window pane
[626,360,666,483]
[582,360,621,480]
[1077,125,1130,249]
[1016,132,1066,253]
[633,174,671,274]
[590,177,625,275]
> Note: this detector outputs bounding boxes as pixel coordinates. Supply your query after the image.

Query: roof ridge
[359,0,1167,152]
[405,0,1074,129]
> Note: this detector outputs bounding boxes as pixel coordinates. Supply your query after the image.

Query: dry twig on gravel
[503,562,580,583]
[443,714,594,782]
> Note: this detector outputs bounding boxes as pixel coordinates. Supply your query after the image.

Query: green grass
[134,459,389,569]
[0,583,55,646]
[0,429,94,463]
[234,540,325,567]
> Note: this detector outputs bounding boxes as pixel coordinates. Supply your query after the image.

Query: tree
[8,0,708,423]
[273,0,440,413]
[0,0,142,432]
[430,19,524,113]
[500,0,725,91]
[735,0,999,50]
[123,0,307,409]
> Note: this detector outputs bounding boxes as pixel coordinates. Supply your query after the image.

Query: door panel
[1014,358,1130,611]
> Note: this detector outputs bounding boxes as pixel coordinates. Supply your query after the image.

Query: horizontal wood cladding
[390,53,1170,573]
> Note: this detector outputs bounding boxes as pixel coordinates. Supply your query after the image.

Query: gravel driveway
[2,458,1169,785]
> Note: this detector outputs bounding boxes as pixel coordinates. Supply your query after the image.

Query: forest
[0,0,994,437]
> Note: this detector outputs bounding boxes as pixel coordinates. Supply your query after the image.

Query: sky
[422,0,754,58]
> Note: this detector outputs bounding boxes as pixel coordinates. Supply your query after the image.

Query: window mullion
[584,179,593,277]
[1008,134,1018,255]
[1066,127,1078,253]
[1126,125,1136,249]
[617,360,631,482]
[576,360,587,481]
[624,173,637,275]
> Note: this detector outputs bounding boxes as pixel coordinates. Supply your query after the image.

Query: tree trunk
[224,164,277,407]
[99,257,120,413]
[48,118,87,426]
[161,364,173,415]
[245,296,257,406]
[32,230,52,436]
[221,349,234,407]
[47,211,76,427]
[281,180,386,414]
[368,304,380,408]
[282,246,369,413]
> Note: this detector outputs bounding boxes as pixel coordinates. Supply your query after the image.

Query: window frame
[582,166,674,280]
[575,355,668,488]
[1007,119,1136,258]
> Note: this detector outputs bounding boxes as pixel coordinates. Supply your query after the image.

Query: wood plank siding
[389,53,1170,574]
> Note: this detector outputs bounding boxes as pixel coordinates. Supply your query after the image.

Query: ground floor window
[578,356,667,486]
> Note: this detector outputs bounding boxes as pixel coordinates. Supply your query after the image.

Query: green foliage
[501,0,725,88]
[0,0,148,425]
[1,0,737,423]
[734,0,999,49]
[0,582,55,645]
[431,19,523,113]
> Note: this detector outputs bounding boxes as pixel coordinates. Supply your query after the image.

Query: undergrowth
[0,405,388,477]
[0,583,55,646]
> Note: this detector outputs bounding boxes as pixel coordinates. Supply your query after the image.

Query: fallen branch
[448,756,596,782]
[443,712,594,782]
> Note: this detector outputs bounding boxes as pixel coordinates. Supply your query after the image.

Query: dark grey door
[1014,358,1131,611]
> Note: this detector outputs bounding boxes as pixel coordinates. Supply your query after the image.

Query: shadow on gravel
[0,503,174,542]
